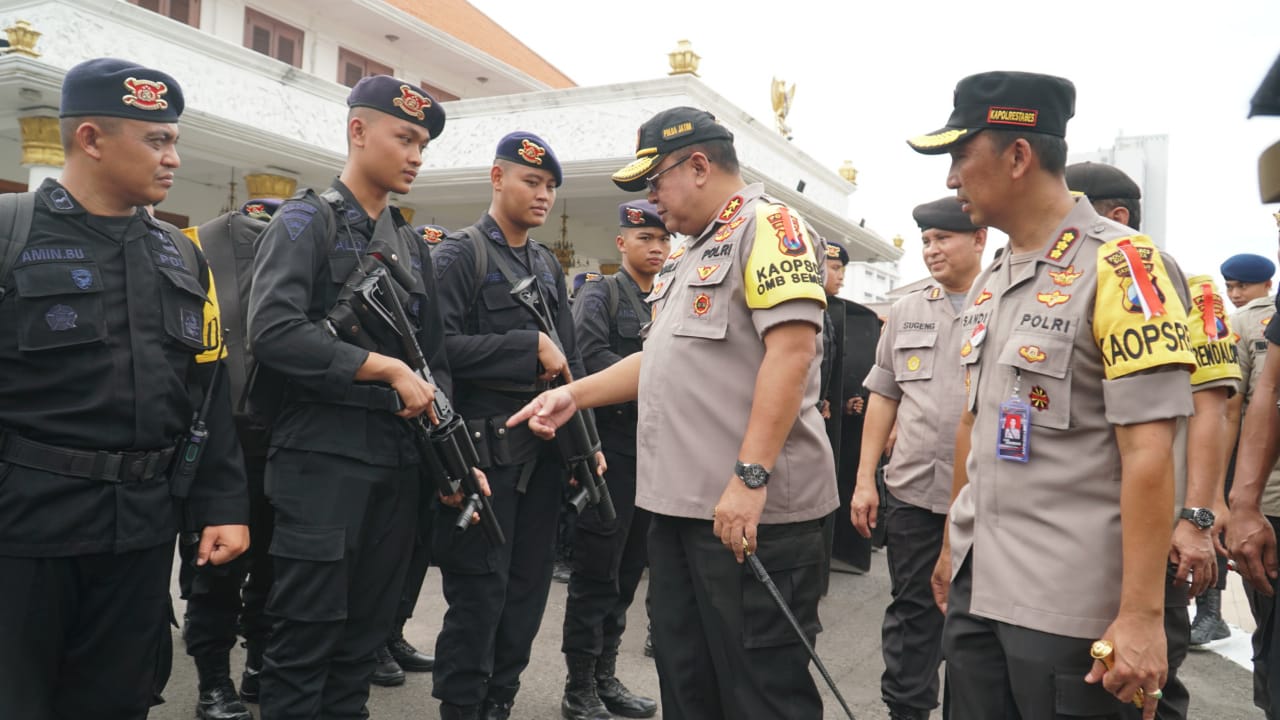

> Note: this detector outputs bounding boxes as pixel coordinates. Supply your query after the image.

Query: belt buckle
[90,451,124,484]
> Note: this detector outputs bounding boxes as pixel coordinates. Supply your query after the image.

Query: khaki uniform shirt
[951,199,1195,639]
[863,284,967,514]
[636,183,838,523]
[1230,294,1280,515]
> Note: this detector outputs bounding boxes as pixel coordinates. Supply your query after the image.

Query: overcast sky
[470,0,1279,290]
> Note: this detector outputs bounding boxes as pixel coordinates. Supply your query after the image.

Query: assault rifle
[509,275,616,523]
[325,240,504,546]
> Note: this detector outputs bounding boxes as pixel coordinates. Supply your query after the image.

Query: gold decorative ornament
[4,20,41,58]
[552,205,574,273]
[243,173,297,200]
[19,116,63,167]
[838,161,858,186]
[667,40,700,77]
[771,77,795,140]
[892,234,904,249]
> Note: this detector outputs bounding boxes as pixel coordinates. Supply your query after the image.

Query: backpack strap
[0,192,37,301]
[604,272,620,320]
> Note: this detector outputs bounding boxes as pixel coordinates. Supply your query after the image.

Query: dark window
[244,8,304,68]
[129,0,201,27]
[420,81,459,102]
[338,48,393,88]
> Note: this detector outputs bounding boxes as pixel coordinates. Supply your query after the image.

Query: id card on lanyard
[997,369,1031,462]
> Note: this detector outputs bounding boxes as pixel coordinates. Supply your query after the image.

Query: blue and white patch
[70,268,93,290]
[152,227,179,253]
[46,304,77,331]
[343,205,363,222]
[281,203,318,242]
[333,233,367,253]
[181,307,202,343]
[49,188,74,211]
[18,247,86,264]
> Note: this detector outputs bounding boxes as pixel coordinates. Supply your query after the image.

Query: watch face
[1193,508,1215,529]
[737,463,769,489]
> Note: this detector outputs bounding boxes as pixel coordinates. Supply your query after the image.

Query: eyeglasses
[645,155,692,193]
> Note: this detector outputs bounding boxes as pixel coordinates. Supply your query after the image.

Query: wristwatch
[1179,507,1215,531]
[734,461,771,489]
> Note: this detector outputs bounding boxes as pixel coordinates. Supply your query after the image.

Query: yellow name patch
[987,106,1038,127]
[745,202,826,310]
[1092,236,1194,379]
[180,226,225,364]
[1185,274,1243,386]
[662,122,693,139]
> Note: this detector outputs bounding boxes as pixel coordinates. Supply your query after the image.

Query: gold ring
[1149,688,1163,701]
[742,537,750,552]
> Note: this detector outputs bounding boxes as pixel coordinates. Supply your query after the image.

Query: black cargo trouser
[943,555,1141,719]
[395,504,434,626]
[562,449,650,657]
[0,541,175,720]
[1158,566,1191,720]
[648,514,825,720]
[257,449,419,720]
[431,448,563,707]
[178,452,274,661]
[880,493,946,713]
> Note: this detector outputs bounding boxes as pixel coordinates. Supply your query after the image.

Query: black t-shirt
[1266,296,1280,346]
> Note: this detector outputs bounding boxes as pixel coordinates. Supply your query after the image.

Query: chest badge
[1019,345,1047,363]
[692,293,712,316]
[973,289,993,306]
[1036,290,1071,308]
[906,355,922,372]
[696,265,719,281]
[1048,265,1083,286]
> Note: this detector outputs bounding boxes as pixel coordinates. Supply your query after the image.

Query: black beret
[613,107,735,191]
[1220,254,1276,283]
[618,200,665,229]
[241,198,283,220]
[913,196,981,232]
[61,57,183,123]
[908,71,1075,155]
[416,224,448,246]
[1065,162,1140,201]
[347,75,446,140]
[495,131,562,186]
[824,240,849,265]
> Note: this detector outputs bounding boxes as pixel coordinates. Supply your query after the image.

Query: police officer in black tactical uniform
[247,75,468,720]
[559,201,667,720]
[430,131,587,720]
[0,57,250,720]
[177,197,285,720]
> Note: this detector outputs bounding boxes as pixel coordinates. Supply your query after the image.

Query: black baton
[746,548,856,720]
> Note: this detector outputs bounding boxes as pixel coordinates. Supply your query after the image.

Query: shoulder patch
[1092,235,1196,379]
[1185,275,1242,387]
[744,202,826,310]
[1046,227,1081,262]
[280,202,318,242]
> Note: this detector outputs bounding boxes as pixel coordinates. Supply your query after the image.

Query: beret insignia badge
[122,77,169,111]
[518,139,546,165]
[393,85,430,121]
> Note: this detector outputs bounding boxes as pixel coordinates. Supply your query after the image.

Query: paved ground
[154,549,1266,719]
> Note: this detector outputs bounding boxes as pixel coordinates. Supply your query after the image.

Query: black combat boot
[482,685,519,720]
[1190,587,1231,645]
[194,654,252,720]
[440,702,481,720]
[887,704,929,720]
[642,624,654,658]
[370,644,406,687]
[238,639,262,703]
[561,654,612,720]
[595,652,655,718]
[387,621,434,671]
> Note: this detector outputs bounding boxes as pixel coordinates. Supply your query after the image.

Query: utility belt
[469,378,550,395]
[0,431,176,484]
[463,414,541,469]
[285,381,402,414]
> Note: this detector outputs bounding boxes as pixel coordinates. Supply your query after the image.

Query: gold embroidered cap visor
[612,106,734,192]
[907,71,1076,155]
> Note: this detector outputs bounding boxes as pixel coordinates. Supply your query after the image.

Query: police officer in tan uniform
[911,71,1195,720]
[850,197,985,720]
[1068,160,1242,720]
[509,106,837,720]
[1222,252,1279,713]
